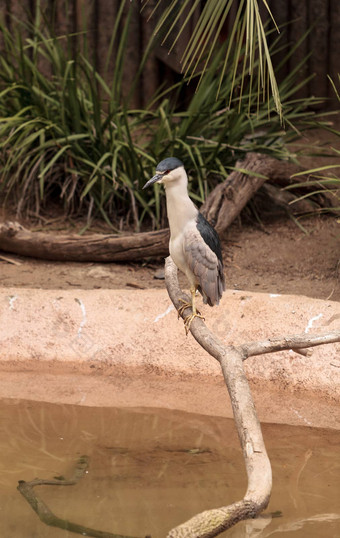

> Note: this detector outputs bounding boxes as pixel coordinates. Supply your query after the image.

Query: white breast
[169,234,186,273]
[169,221,198,288]
[163,167,199,288]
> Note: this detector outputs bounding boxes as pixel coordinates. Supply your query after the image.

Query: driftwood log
[0,153,307,263]
[164,256,340,537]
[0,221,169,262]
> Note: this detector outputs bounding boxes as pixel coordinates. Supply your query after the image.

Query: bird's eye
[165,170,170,174]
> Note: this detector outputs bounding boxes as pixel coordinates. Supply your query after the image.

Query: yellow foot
[183,312,205,335]
[177,298,203,318]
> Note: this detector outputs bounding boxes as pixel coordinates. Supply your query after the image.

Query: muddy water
[0,399,339,538]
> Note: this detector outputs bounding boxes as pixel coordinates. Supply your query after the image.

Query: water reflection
[0,399,339,537]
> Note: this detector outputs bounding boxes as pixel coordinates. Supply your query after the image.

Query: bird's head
[143,157,185,189]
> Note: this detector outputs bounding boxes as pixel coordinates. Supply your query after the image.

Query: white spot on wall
[154,304,175,323]
[291,407,313,426]
[305,313,323,333]
[75,298,87,337]
[8,295,18,310]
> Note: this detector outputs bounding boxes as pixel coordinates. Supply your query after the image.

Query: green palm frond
[149,0,282,119]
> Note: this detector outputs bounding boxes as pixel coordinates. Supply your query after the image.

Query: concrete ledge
[1,288,339,429]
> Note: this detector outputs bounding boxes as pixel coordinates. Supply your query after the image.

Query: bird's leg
[181,288,205,335]
[177,289,201,317]
[177,290,200,318]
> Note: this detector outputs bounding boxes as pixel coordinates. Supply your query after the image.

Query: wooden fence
[1,0,339,107]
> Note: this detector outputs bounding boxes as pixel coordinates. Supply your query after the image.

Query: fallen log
[201,152,338,233]
[0,153,318,262]
[0,221,169,262]
[200,152,302,233]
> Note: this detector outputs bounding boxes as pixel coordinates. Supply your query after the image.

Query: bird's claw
[177,298,192,318]
[177,298,204,335]
[183,312,205,335]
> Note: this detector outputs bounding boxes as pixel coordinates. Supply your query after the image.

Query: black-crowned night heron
[143,157,225,333]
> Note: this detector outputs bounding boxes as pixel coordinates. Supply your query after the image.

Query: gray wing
[184,231,225,306]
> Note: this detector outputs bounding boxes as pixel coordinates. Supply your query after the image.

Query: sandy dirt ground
[0,216,339,301]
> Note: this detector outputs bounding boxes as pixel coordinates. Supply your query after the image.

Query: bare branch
[164,256,340,537]
[241,332,340,360]
[165,257,272,537]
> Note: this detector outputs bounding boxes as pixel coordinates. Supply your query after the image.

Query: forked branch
[164,256,340,538]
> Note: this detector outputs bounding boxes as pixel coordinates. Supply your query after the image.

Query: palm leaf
[149,0,282,118]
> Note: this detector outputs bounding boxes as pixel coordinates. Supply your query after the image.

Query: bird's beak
[143,173,163,189]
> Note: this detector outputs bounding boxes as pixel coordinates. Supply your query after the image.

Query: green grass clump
[285,75,340,217]
[0,6,327,231]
